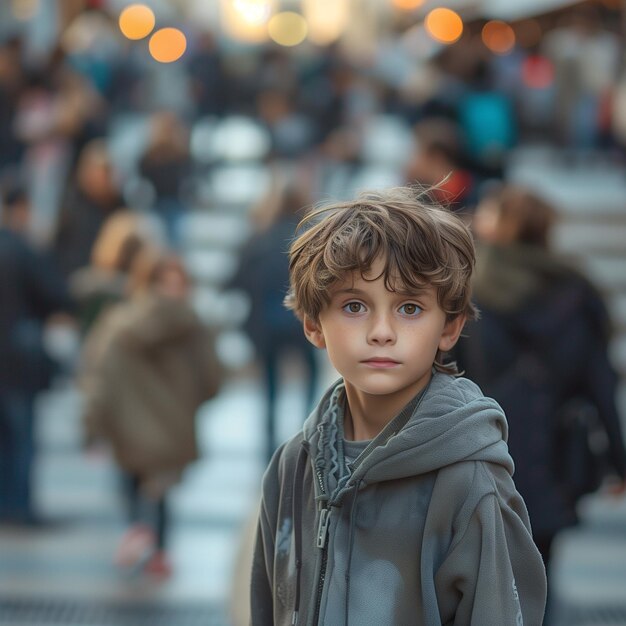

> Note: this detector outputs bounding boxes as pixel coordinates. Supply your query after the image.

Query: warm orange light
[149,28,187,63]
[482,20,515,55]
[268,12,308,47]
[119,4,155,40]
[425,8,463,45]
[392,0,425,10]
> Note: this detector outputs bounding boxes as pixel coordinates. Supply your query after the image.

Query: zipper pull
[316,507,330,549]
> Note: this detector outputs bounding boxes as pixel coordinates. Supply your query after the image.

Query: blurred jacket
[457,242,626,537]
[81,294,222,486]
[0,227,72,392]
[230,213,308,360]
[54,185,123,277]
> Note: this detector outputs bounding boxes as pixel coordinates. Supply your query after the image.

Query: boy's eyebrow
[332,286,433,298]
[333,287,366,295]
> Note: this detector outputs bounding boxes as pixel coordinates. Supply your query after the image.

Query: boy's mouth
[361,357,401,368]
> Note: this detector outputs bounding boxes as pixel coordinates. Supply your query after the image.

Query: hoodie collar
[303,373,513,499]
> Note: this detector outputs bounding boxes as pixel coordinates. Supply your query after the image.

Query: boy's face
[304,257,465,405]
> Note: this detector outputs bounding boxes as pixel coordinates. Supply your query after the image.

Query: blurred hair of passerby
[456,185,626,622]
[80,250,223,578]
[406,117,475,210]
[0,183,74,526]
[53,138,124,277]
[228,169,319,463]
[138,111,191,247]
[69,210,152,335]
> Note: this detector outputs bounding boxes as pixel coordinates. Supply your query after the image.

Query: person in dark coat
[0,184,73,524]
[229,177,319,463]
[53,138,124,277]
[137,111,191,247]
[456,185,626,617]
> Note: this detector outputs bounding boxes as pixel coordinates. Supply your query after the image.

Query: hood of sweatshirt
[302,372,512,502]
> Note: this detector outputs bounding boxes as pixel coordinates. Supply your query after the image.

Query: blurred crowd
[1,0,626,621]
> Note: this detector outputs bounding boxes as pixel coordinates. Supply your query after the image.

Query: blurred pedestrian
[456,185,626,621]
[69,209,151,335]
[53,138,124,277]
[406,117,475,210]
[138,110,191,247]
[229,173,319,463]
[0,183,73,525]
[81,251,222,577]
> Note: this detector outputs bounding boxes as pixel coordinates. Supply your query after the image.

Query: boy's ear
[438,314,466,353]
[303,315,326,349]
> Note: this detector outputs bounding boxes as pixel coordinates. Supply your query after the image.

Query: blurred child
[81,251,222,577]
[251,186,546,625]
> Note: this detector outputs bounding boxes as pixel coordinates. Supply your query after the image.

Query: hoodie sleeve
[250,445,284,626]
[435,488,547,625]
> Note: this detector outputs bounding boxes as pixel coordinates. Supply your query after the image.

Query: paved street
[1,364,626,626]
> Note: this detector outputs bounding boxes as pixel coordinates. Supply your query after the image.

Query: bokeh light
[522,55,555,89]
[303,0,349,46]
[220,0,274,43]
[148,27,187,63]
[424,8,463,45]
[268,12,308,47]
[119,4,156,40]
[482,20,516,55]
[392,0,425,11]
[232,0,273,25]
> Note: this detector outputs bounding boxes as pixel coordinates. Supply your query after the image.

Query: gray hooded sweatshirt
[251,373,547,626]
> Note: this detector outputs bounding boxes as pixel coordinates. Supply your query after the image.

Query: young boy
[250,187,547,625]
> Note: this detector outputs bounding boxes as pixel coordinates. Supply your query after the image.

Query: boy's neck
[343,374,432,441]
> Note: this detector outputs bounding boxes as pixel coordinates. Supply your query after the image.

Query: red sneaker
[144,551,172,579]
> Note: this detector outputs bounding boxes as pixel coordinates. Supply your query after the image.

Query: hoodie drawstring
[292,444,307,626]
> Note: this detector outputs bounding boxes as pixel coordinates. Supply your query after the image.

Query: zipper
[313,466,330,625]
[316,507,330,548]
[313,504,330,625]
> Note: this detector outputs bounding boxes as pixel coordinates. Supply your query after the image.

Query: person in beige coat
[81,250,222,577]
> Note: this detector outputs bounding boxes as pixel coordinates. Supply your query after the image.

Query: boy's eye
[343,302,365,314]
[399,303,422,316]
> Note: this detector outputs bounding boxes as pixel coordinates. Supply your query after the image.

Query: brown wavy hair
[284,186,478,374]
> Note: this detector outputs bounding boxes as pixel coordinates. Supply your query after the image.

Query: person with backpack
[456,184,626,620]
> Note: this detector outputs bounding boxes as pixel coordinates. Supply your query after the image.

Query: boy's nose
[367,313,396,345]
